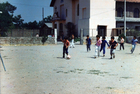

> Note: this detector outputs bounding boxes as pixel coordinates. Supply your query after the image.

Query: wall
[126,36,140,43]
[83,36,119,44]
[7,29,39,37]
[0,37,55,45]
[89,0,116,37]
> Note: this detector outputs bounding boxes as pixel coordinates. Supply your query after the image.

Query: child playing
[70,34,75,48]
[86,35,92,52]
[100,36,110,57]
[120,37,124,50]
[94,35,102,58]
[60,37,70,58]
[108,36,118,59]
[131,36,138,54]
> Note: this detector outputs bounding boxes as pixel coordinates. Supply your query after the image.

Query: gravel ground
[0,43,140,94]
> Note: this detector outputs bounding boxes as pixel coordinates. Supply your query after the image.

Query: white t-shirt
[121,38,124,43]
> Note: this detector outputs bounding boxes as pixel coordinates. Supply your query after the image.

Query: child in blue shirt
[100,36,110,57]
[131,36,138,54]
[86,35,91,52]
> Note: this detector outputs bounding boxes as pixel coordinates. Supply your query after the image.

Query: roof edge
[50,0,56,7]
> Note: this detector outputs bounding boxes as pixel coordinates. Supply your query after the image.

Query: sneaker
[113,55,115,58]
[110,57,112,59]
[103,54,105,57]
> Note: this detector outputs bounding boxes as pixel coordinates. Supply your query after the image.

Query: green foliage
[13,15,24,29]
[0,2,17,36]
[74,38,80,42]
[118,33,126,41]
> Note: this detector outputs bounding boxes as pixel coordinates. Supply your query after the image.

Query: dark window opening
[117,7,123,17]
[66,9,67,17]
[97,25,107,37]
[134,8,139,18]
[77,4,79,16]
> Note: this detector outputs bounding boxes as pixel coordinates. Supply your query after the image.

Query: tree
[13,15,24,29]
[0,2,17,36]
[43,15,53,22]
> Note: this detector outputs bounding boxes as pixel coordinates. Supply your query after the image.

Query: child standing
[108,36,118,59]
[100,36,110,57]
[94,35,102,58]
[60,37,70,58]
[131,36,138,54]
[120,37,124,50]
[86,35,92,52]
[70,34,75,48]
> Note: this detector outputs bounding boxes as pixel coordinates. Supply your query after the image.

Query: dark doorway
[97,25,107,37]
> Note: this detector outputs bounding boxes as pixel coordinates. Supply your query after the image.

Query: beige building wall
[89,0,116,37]
[78,0,90,36]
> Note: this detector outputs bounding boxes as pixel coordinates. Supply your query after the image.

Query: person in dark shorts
[120,37,124,50]
[60,37,70,58]
[86,35,91,52]
[108,36,118,59]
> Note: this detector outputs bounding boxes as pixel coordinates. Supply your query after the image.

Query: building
[40,23,53,37]
[116,0,140,35]
[50,0,140,38]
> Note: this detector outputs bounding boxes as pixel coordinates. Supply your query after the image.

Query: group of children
[61,34,138,59]
[86,35,118,59]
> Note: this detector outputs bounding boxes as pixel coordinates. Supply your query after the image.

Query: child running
[120,37,124,50]
[131,36,138,54]
[60,37,70,58]
[86,35,92,52]
[108,36,118,59]
[94,35,102,58]
[100,36,110,57]
[70,34,75,48]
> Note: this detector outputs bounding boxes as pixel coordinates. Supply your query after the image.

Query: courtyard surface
[0,43,140,94]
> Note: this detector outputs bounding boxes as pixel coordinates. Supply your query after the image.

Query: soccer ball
[67,55,71,59]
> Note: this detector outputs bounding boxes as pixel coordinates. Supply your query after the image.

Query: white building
[50,0,116,37]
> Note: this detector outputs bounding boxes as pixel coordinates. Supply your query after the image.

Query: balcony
[116,17,140,22]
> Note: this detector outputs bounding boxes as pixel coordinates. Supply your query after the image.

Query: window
[134,8,139,18]
[54,24,57,29]
[82,8,86,19]
[66,9,67,17]
[117,7,123,17]
[60,5,65,19]
[97,25,107,37]
[77,4,79,16]
[60,0,64,3]
[55,7,57,12]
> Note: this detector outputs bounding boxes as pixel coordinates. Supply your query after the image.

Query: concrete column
[54,29,57,44]
[80,29,83,45]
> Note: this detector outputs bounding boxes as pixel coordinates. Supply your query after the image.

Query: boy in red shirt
[61,37,70,58]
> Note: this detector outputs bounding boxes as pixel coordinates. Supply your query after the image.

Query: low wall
[126,36,140,43]
[0,37,55,45]
[83,36,119,44]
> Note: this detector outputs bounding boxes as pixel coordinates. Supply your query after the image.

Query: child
[70,34,75,48]
[100,36,109,57]
[131,36,138,54]
[60,37,70,58]
[94,35,102,58]
[120,37,124,50]
[108,36,118,59]
[86,35,91,52]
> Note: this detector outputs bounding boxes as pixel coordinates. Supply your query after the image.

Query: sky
[1,0,53,22]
